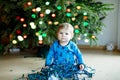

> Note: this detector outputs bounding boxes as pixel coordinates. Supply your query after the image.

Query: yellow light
[23,35,27,39]
[35,32,39,36]
[74,13,78,16]
[51,13,56,18]
[74,25,79,28]
[84,39,89,43]
[72,17,76,21]
[39,40,43,44]
[54,21,59,25]
[27,2,32,6]
[20,18,25,22]
[66,8,71,12]
[76,6,81,10]
[48,21,52,25]
[23,24,27,27]
[12,40,17,44]
[39,13,44,17]
[32,8,36,12]
[92,35,96,39]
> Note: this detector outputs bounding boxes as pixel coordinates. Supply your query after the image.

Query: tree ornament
[16,16,20,20]
[16,29,21,35]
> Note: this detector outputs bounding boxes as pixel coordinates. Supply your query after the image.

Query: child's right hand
[79,64,84,70]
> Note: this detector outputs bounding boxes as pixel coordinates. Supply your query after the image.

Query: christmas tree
[0,0,113,54]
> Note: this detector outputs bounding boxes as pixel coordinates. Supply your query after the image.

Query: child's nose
[62,34,65,37]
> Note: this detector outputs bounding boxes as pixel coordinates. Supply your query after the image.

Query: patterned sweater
[45,40,84,66]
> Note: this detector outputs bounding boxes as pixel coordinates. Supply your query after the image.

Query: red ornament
[16,16,20,20]
[16,29,21,35]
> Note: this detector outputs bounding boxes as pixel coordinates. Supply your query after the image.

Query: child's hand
[79,64,84,70]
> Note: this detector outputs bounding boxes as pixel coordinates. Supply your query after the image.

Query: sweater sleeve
[73,43,84,65]
[45,43,55,66]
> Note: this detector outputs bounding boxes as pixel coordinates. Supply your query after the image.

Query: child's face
[57,28,72,43]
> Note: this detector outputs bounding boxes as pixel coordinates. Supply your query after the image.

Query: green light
[75,29,79,33]
[57,6,62,10]
[84,33,88,36]
[83,12,87,15]
[31,14,36,18]
[42,33,47,37]
[66,13,71,17]
[38,30,41,35]
[83,22,89,26]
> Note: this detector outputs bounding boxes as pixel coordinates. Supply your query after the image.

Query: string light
[36,7,41,12]
[48,21,52,25]
[92,35,96,39]
[74,25,79,29]
[12,40,17,44]
[83,12,87,15]
[27,1,32,6]
[45,1,50,5]
[23,24,27,28]
[31,14,36,18]
[54,21,59,25]
[75,29,79,33]
[23,35,27,39]
[84,39,89,43]
[66,8,71,12]
[17,35,24,41]
[51,13,56,18]
[57,6,62,10]
[39,21,43,24]
[76,6,81,10]
[72,17,76,21]
[20,18,25,22]
[39,40,43,44]
[66,13,71,17]
[45,9,51,14]
[32,8,36,12]
[39,13,44,17]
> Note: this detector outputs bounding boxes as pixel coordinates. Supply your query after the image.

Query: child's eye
[60,32,63,34]
[65,33,69,35]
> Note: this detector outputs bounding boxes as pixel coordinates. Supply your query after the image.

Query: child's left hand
[79,64,84,70]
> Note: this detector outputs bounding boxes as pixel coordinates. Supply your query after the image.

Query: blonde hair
[57,23,74,38]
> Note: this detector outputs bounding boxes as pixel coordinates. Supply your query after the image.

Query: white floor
[0,49,120,80]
